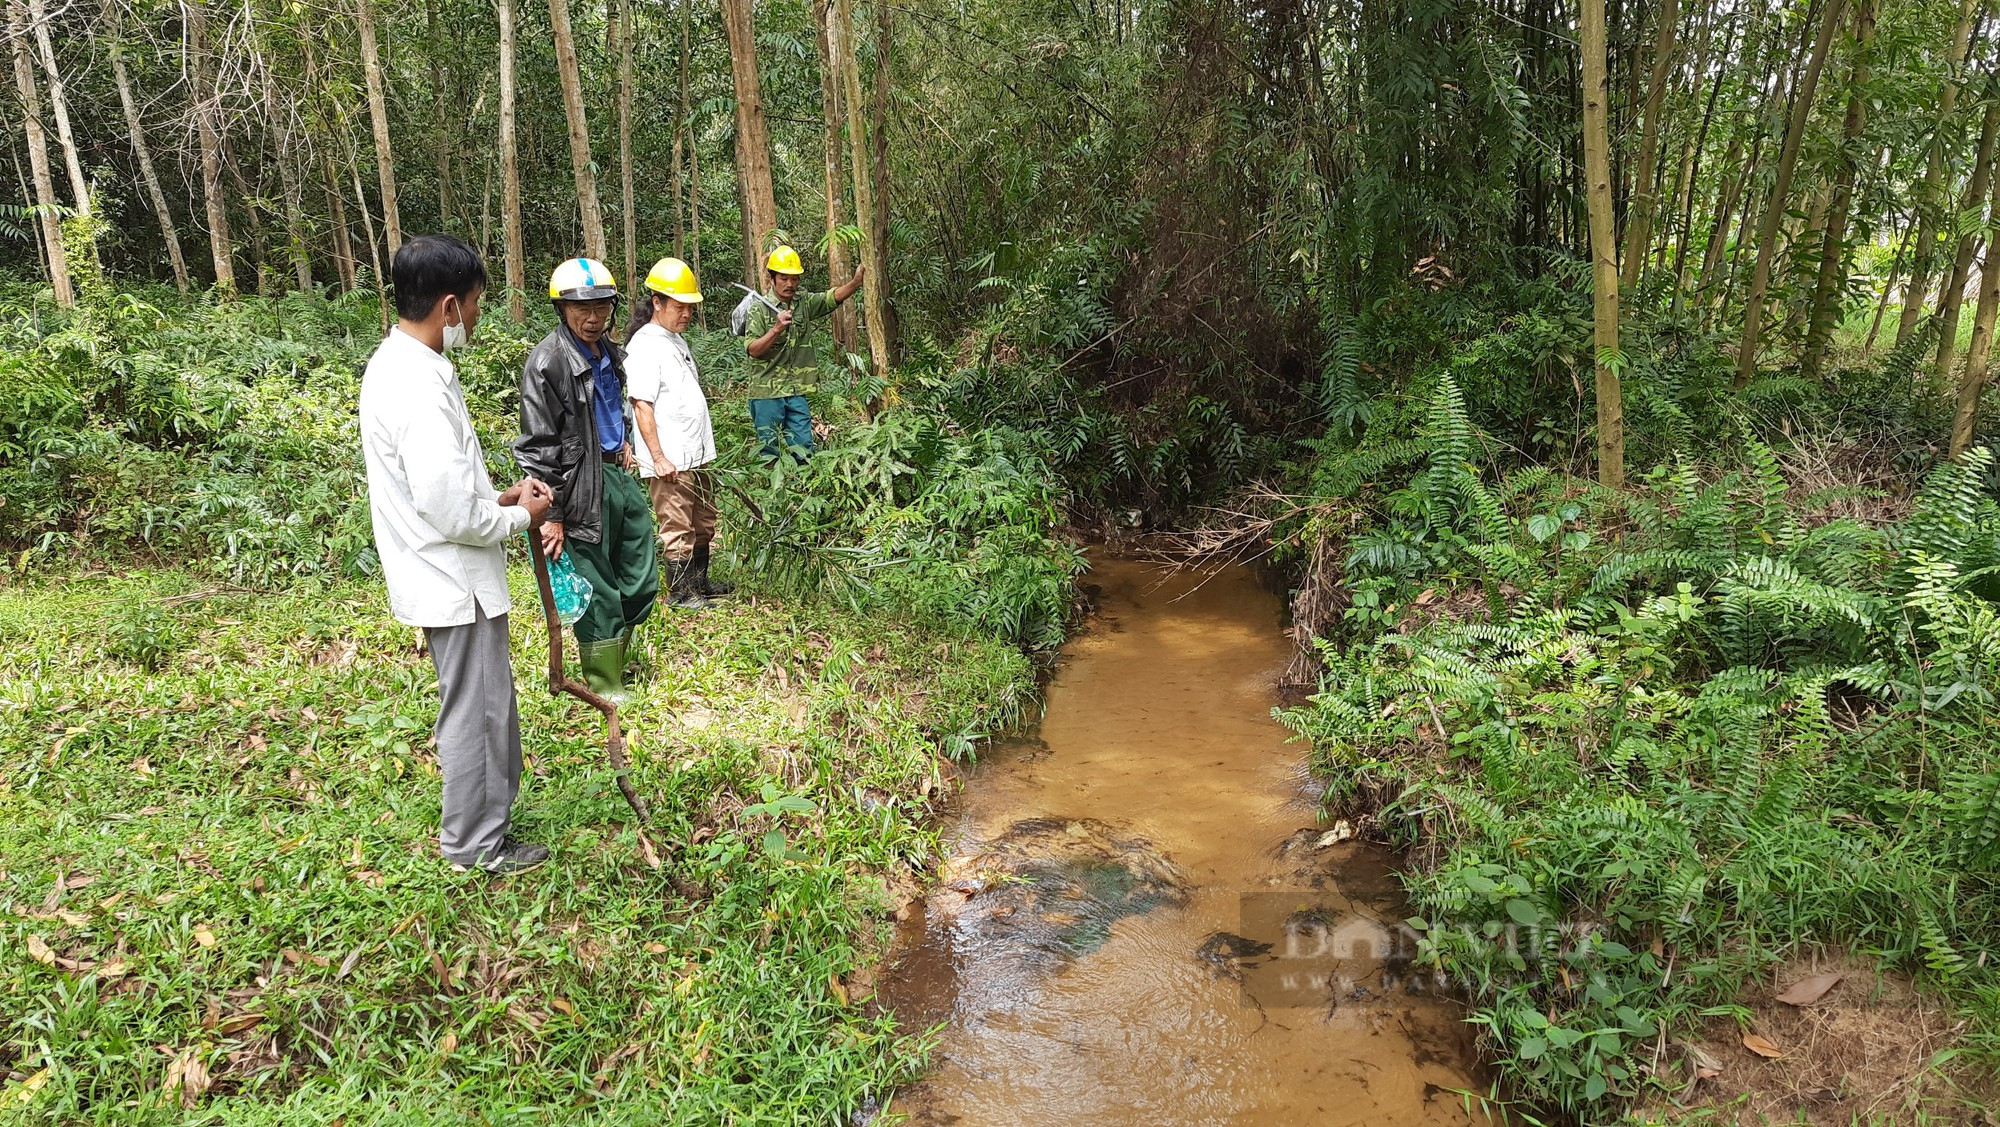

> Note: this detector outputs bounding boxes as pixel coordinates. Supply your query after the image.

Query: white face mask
[441,298,470,352]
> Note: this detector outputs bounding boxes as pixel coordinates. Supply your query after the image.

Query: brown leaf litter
[1649,952,1995,1125]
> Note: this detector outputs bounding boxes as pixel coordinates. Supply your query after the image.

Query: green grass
[0,562,1034,1123]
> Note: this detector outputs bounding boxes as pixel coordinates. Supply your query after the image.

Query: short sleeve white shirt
[625,323,716,475]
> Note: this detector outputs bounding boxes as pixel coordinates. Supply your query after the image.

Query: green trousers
[568,465,659,644]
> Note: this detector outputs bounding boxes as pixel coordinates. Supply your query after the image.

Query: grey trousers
[424,605,523,866]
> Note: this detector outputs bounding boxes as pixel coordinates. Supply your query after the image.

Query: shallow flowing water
[880,558,1493,1125]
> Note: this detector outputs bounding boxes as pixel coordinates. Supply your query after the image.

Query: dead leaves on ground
[1742,1031,1786,1059]
[160,1048,212,1108]
[1775,972,1843,1007]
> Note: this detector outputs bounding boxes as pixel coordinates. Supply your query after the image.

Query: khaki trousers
[646,468,718,559]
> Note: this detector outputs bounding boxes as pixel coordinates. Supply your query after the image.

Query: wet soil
[879,559,1494,1125]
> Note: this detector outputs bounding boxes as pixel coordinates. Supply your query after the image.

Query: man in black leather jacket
[515,257,659,702]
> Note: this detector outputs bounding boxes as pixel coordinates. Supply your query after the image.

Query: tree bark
[616,0,636,290]
[870,0,896,359]
[721,0,778,283]
[1735,0,1847,387]
[108,4,189,291]
[813,0,856,352]
[186,0,235,293]
[835,0,891,395]
[1582,0,1623,488]
[1897,0,1983,347]
[1801,0,1875,382]
[671,0,689,261]
[273,114,313,290]
[427,0,455,232]
[25,0,86,213]
[348,138,389,329]
[549,0,607,260]
[1618,0,1678,290]
[1952,144,2000,455]
[7,0,69,304]
[1937,96,2000,373]
[687,21,705,326]
[355,0,402,253]
[320,147,356,291]
[498,0,526,320]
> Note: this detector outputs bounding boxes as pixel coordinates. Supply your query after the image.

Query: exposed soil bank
[880,558,1493,1124]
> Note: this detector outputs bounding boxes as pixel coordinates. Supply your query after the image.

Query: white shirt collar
[387,327,452,377]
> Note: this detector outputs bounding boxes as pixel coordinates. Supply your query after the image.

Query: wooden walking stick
[528,533,666,870]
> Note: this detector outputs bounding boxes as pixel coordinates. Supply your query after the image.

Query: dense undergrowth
[0,278,1082,651]
[1273,291,2000,1121]
[0,282,1076,1122]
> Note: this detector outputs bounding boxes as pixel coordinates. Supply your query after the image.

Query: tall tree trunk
[7,0,68,304]
[616,0,636,290]
[225,132,271,295]
[671,0,690,260]
[549,0,607,260]
[25,0,87,213]
[427,0,454,232]
[1618,0,1678,290]
[348,139,388,329]
[356,0,402,252]
[1695,137,1746,310]
[869,0,896,360]
[1735,0,1847,387]
[687,35,705,326]
[1897,0,1982,347]
[108,5,189,291]
[1952,149,2000,456]
[320,147,356,291]
[1582,0,1623,488]
[813,0,856,352]
[721,0,778,283]
[498,0,526,320]
[1938,97,2000,373]
[834,0,891,395]
[1801,0,1875,382]
[274,116,313,290]
[186,0,235,293]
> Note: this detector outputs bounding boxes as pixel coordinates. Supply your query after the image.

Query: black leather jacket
[514,330,628,545]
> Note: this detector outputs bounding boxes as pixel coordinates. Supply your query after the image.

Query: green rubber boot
[577,635,631,705]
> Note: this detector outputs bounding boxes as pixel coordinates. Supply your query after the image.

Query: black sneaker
[452,837,550,875]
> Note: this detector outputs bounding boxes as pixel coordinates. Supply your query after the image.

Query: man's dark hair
[392,235,488,320]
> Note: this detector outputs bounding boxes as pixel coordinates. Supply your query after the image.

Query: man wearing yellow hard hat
[742,243,864,460]
[514,257,659,702]
[625,257,731,609]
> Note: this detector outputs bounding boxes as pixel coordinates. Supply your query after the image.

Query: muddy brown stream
[880,558,1492,1125]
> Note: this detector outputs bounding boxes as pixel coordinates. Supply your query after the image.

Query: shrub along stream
[1275,358,2000,1119]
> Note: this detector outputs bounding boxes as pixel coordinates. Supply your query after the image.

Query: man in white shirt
[625,257,730,609]
[359,235,554,875]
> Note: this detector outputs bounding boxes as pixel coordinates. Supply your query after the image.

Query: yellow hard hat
[644,257,703,303]
[548,257,619,301]
[765,245,804,275]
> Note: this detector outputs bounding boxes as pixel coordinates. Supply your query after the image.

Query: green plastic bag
[533,535,593,626]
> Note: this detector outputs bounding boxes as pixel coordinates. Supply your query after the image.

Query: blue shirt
[574,333,626,452]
